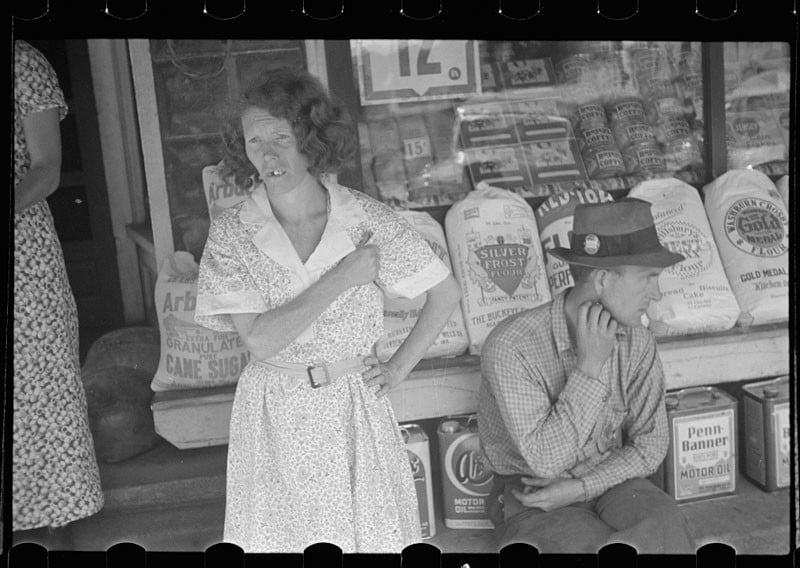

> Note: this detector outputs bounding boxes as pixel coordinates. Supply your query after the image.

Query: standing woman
[195,67,461,552]
[13,40,104,544]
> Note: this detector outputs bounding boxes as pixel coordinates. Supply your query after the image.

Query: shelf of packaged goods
[150,322,788,449]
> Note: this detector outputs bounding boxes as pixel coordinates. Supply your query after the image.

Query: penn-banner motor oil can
[738,376,790,491]
[663,386,738,503]
[437,415,494,529]
[399,423,436,538]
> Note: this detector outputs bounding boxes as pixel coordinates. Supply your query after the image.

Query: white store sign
[355,40,480,105]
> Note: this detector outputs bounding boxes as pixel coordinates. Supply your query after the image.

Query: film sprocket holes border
[12,4,795,563]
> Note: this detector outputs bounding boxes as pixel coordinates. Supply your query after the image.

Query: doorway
[26,39,126,361]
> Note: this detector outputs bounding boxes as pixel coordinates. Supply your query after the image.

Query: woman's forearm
[234,269,349,360]
[387,274,462,377]
[14,164,60,214]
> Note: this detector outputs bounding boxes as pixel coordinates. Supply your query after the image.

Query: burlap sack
[629,178,740,336]
[445,183,550,355]
[702,169,789,327]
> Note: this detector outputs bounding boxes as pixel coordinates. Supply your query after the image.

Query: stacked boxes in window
[400,423,436,538]
[570,93,626,180]
[629,46,702,172]
[397,114,436,200]
[604,94,666,176]
[659,387,738,503]
[437,415,494,529]
[423,108,466,197]
[366,115,407,201]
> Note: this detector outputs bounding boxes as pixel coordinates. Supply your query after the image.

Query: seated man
[477,198,695,553]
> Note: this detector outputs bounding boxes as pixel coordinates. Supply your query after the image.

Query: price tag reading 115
[357,40,479,105]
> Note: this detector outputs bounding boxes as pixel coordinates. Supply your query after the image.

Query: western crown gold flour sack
[445,183,550,355]
[375,210,469,361]
[628,178,740,336]
[534,188,614,296]
[152,251,251,391]
[775,175,789,208]
[702,169,789,327]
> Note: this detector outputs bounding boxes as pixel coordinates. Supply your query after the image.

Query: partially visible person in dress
[194,67,462,553]
[12,40,104,548]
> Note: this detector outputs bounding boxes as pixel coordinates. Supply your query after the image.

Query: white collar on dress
[238,177,370,283]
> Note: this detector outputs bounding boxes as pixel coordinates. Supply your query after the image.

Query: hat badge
[584,234,601,255]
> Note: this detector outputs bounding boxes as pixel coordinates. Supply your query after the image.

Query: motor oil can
[738,376,790,491]
[663,386,738,503]
[399,423,436,538]
[437,415,494,529]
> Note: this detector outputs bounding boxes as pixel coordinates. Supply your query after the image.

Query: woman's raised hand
[330,231,380,290]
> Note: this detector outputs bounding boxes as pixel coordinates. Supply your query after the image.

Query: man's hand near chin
[510,477,586,512]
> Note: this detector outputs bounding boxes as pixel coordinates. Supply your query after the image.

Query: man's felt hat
[547,197,685,269]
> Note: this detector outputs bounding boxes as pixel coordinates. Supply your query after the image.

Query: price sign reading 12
[357,40,479,106]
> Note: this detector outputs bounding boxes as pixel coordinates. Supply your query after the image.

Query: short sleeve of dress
[15,41,68,121]
[367,201,450,300]
[195,215,269,332]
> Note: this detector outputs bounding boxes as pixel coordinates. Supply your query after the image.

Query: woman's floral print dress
[195,181,449,552]
[13,40,104,531]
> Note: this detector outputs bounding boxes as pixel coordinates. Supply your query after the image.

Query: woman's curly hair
[218,67,357,188]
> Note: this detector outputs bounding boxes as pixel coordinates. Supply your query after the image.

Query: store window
[723,42,790,177]
[145,39,307,259]
[349,40,707,209]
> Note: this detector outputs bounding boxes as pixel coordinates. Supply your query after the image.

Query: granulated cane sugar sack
[445,183,551,355]
[775,175,789,208]
[628,178,740,336]
[375,210,469,361]
[535,188,614,296]
[151,251,251,391]
[702,169,789,327]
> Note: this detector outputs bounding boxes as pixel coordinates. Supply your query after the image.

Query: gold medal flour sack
[775,175,789,208]
[375,210,469,361]
[445,183,551,355]
[534,188,614,296]
[629,178,740,336]
[702,169,789,327]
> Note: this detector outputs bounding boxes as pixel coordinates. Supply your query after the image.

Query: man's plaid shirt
[477,290,669,501]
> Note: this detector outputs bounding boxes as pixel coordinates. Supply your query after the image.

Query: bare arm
[15,108,62,214]
[364,274,461,396]
[230,244,380,361]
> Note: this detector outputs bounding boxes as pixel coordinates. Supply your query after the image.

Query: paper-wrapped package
[445,183,550,355]
[629,178,740,335]
[375,210,469,361]
[702,169,789,327]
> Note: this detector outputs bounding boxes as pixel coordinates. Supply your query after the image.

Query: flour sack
[702,169,789,327]
[445,183,550,355]
[375,210,469,361]
[629,178,740,336]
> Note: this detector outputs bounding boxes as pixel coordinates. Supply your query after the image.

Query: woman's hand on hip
[361,355,406,398]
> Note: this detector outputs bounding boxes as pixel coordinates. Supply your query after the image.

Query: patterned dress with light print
[195,181,450,553]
